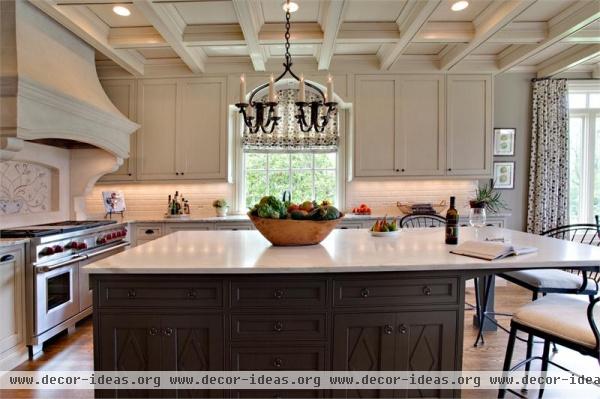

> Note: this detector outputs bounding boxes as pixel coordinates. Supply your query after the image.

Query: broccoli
[253,196,286,219]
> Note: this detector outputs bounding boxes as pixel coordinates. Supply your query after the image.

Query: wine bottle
[445,196,459,245]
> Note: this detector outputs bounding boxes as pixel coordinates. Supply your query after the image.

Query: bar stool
[498,294,600,398]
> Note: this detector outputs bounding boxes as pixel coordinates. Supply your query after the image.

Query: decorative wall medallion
[0,161,52,214]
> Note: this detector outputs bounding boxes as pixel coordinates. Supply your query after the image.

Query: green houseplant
[212,199,229,217]
[471,180,509,213]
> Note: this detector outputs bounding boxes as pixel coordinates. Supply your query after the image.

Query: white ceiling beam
[108,27,166,49]
[537,44,600,77]
[439,0,537,71]
[259,22,323,44]
[232,0,266,71]
[30,1,144,76]
[182,24,245,45]
[133,0,205,73]
[593,63,600,78]
[414,22,473,43]
[337,22,399,43]
[379,0,441,71]
[318,0,348,70]
[498,1,600,72]
[489,21,546,43]
[562,29,600,43]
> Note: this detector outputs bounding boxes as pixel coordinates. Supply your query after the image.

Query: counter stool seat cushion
[513,295,600,349]
[502,269,598,292]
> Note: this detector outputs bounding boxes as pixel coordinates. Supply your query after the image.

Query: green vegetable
[251,195,286,219]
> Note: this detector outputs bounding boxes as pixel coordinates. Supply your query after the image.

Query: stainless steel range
[1,220,130,357]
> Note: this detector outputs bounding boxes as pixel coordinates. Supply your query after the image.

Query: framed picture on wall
[493,162,515,189]
[493,128,516,156]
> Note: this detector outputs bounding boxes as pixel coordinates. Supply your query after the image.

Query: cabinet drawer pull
[360,288,370,298]
[383,324,394,335]
[149,327,159,336]
[273,357,283,368]
[399,324,407,334]
[273,321,284,332]
[423,286,432,296]
[187,289,198,299]
[176,172,180,176]
[273,289,284,299]
[163,328,173,336]
[127,289,137,299]
[145,229,154,235]
[0,254,15,262]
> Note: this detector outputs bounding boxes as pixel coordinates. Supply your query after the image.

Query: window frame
[568,82,600,224]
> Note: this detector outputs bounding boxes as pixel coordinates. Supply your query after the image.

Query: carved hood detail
[1,0,139,160]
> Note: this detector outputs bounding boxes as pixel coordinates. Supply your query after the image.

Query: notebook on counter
[450,240,538,261]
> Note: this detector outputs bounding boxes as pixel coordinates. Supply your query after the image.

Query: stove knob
[96,237,105,245]
[78,242,88,250]
[52,245,64,253]
[39,247,54,256]
[111,232,117,239]
[65,242,74,250]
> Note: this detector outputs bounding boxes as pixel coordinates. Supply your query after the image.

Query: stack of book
[411,203,437,215]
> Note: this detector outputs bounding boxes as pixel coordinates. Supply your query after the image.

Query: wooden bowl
[249,214,344,246]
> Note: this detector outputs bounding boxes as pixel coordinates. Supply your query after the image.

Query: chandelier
[235,0,337,134]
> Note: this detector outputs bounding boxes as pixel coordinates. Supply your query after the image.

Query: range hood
[0,0,139,160]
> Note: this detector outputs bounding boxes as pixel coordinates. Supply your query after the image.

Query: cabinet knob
[0,254,15,262]
[401,168,405,172]
[187,289,198,299]
[163,327,173,336]
[176,172,180,175]
[360,288,370,298]
[399,324,407,334]
[423,286,432,296]
[127,173,132,176]
[149,327,159,336]
[447,168,452,172]
[145,229,154,235]
[273,357,283,368]
[181,172,184,176]
[127,289,137,299]
[273,289,284,299]
[383,324,394,335]
[395,169,400,172]
[273,321,284,332]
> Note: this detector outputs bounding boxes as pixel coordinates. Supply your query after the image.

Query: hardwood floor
[2,283,598,398]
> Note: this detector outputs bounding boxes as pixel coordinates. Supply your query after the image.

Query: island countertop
[84,227,600,274]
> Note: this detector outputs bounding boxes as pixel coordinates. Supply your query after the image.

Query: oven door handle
[85,242,130,258]
[36,255,86,274]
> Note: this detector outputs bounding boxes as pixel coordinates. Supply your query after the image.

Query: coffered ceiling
[32,0,600,77]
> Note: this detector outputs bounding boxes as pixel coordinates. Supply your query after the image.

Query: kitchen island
[85,227,600,398]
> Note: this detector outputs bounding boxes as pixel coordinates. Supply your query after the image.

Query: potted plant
[212,199,229,217]
[472,180,509,213]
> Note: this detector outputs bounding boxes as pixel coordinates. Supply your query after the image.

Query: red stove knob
[111,232,117,239]
[52,245,64,253]
[78,242,87,250]
[39,247,54,256]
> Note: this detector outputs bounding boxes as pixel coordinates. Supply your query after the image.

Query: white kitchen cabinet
[133,223,163,247]
[137,79,179,180]
[354,75,445,177]
[99,79,137,181]
[136,77,228,181]
[0,245,27,370]
[446,75,492,176]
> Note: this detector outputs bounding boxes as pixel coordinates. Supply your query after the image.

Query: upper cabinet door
[177,78,227,179]
[99,80,137,181]
[137,79,179,180]
[397,75,445,176]
[446,75,492,176]
[354,75,399,177]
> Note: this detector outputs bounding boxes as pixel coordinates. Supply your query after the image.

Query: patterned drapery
[242,86,339,153]
[526,78,569,234]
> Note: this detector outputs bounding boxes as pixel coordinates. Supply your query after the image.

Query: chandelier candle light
[235,0,337,134]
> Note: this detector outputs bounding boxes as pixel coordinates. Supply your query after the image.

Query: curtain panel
[526,78,569,234]
[242,87,339,153]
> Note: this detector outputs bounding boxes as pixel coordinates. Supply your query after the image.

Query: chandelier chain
[284,10,292,66]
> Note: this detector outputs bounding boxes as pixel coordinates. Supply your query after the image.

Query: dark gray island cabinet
[87,228,600,398]
[92,273,462,398]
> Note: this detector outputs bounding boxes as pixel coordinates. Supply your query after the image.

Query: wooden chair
[399,214,446,228]
[498,295,600,398]
[475,218,600,352]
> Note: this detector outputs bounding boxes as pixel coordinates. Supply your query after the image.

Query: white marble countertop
[84,227,600,274]
[0,237,29,247]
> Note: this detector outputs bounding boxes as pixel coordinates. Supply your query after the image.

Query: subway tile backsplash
[85,179,478,220]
